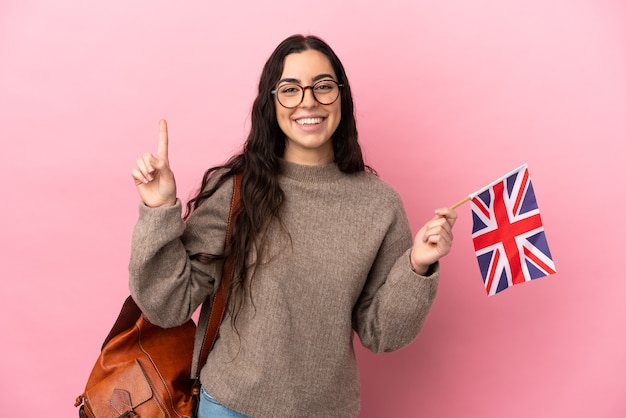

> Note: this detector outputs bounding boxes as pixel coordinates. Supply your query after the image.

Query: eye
[314,81,336,93]
[278,85,302,96]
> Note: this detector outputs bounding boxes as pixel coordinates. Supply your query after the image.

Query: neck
[283,143,334,166]
[280,159,343,183]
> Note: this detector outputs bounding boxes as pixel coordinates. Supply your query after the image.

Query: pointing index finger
[157,119,169,161]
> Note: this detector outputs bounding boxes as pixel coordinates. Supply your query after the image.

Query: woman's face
[275,49,341,165]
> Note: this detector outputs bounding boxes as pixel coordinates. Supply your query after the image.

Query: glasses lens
[277,84,303,108]
[313,80,340,105]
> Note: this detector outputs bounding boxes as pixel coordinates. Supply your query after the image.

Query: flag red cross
[472,181,543,286]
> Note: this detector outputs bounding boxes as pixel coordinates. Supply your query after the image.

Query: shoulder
[341,171,412,244]
[330,171,409,225]
[187,170,235,220]
[345,171,405,206]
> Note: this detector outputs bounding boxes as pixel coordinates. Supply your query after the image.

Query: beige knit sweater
[129,160,439,418]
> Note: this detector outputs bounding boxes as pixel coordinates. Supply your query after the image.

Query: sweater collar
[280,159,344,183]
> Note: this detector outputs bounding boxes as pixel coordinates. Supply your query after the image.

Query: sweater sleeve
[352,198,439,354]
[128,176,233,327]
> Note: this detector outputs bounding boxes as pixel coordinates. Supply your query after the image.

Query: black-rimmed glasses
[271,79,343,109]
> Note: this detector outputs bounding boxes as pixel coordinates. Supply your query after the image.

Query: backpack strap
[191,172,242,379]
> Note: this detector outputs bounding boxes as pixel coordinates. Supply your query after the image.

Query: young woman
[130,34,456,418]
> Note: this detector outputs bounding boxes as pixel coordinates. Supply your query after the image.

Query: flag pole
[449,196,471,209]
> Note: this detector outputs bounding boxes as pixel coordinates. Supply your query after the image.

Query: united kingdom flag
[470,164,556,295]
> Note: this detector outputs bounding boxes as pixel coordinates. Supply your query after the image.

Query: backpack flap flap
[84,359,153,417]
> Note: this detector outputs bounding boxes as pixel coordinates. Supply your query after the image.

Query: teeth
[296,117,323,125]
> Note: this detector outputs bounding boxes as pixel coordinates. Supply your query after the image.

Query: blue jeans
[198,386,250,418]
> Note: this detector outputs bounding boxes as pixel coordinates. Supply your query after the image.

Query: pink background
[2,0,625,416]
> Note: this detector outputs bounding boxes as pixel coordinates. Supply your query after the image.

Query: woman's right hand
[131,119,177,207]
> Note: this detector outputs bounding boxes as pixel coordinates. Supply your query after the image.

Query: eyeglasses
[271,79,343,109]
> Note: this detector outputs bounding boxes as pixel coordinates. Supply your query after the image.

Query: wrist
[144,198,177,208]
[409,253,429,275]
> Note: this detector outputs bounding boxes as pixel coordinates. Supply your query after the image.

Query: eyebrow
[277,73,337,85]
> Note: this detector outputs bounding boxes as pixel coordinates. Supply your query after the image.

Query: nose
[300,86,317,107]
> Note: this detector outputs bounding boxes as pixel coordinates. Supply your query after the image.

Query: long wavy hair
[185,34,369,327]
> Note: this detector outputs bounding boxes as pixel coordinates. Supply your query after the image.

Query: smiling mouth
[295,117,324,125]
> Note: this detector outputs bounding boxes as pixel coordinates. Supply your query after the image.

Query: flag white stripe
[469,163,528,199]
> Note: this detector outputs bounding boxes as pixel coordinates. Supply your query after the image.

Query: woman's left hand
[410,207,457,275]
